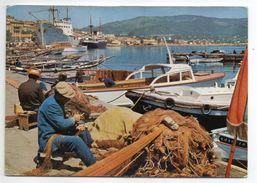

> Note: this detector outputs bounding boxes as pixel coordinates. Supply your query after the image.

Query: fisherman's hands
[73,114,81,123]
[76,124,87,132]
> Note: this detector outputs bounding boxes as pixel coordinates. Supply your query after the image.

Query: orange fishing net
[65,85,107,118]
[130,108,218,177]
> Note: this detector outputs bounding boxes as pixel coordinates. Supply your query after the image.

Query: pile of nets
[130,108,218,177]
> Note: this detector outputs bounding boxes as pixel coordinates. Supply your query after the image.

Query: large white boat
[125,82,233,130]
[35,7,80,46]
[79,63,225,106]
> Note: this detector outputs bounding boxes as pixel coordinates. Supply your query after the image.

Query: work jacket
[37,96,76,152]
[18,79,45,111]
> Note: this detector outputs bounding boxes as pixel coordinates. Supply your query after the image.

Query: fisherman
[15,57,22,67]
[37,82,96,167]
[52,72,68,88]
[18,68,45,111]
[75,67,85,83]
[45,72,68,97]
[99,76,115,88]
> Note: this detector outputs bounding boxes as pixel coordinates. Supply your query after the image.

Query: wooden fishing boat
[211,127,247,162]
[11,56,110,73]
[78,63,225,107]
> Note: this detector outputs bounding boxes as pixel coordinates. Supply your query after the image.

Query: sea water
[88,45,246,84]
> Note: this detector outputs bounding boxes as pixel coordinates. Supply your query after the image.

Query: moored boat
[211,127,247,162]
[61,46,87,56]
[12,55,110,73]
[125,83,233,131]
[78,63,225,107]
[187,55,223,64]
[80,38,107,49]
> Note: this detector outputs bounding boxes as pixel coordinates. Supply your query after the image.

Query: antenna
[66,8,68,19]
[163,37,175,64]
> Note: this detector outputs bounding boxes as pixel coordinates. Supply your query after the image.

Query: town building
[6,15,37,42]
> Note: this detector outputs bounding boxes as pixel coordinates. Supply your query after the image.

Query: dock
[174,52,244,63]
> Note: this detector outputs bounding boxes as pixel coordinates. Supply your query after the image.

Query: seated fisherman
[37,82,96,167]
[18,68,45,111]
[99,76,115,88]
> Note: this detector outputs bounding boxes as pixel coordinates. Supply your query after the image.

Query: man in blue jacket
[37,81,96,167]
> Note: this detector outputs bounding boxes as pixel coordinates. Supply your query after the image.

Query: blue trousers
[52,131,96,166]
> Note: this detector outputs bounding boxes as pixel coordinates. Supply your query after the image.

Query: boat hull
[36,23,79,46]
[62,46,87,56]
[80,40,107,49]
[83,77,223,108]
[126,90,228,131]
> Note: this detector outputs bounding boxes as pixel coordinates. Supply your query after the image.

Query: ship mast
[49,6,58,25]
[89,16,93,35]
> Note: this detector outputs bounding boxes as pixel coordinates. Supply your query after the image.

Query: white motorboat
[125,82,234,131]
[62,46,87,56]
[79,63,225,106]
[187,55,223,64]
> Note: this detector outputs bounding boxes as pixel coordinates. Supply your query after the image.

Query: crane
[28,9,48,21]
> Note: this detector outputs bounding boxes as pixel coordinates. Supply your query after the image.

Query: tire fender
[164,98,175,109]
[201,104,212,115]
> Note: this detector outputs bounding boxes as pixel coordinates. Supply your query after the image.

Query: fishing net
[65,84,107,119]
[130,108,218,177]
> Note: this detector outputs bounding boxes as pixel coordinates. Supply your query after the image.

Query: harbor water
[88,45,245,84]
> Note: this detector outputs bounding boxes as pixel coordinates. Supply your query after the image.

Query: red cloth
[227,50,248,126]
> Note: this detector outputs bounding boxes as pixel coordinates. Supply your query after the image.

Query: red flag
[225,50,248,177]
[227,49,248,139]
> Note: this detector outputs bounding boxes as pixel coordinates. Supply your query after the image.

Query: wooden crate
[18,111,38,131]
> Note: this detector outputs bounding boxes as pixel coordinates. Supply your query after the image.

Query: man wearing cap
[18,68,45,111]
[37,81,96,167]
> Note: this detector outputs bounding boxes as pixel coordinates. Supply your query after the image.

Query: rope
[107,92,126,103]
[130,91,147,110]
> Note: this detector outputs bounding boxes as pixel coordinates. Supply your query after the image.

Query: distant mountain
[81,15,247,42]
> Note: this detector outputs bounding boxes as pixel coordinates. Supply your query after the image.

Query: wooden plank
[73,125,166,176]
[79,79,146,89]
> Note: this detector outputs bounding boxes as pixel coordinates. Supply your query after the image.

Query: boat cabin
[78,64,197,90]
[125,64,195,86]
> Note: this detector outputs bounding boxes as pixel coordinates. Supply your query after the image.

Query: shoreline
[107,43,247,48]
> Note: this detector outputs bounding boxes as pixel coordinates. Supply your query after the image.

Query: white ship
[35,7,80,46]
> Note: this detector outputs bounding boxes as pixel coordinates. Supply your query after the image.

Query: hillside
[81,15,247,42]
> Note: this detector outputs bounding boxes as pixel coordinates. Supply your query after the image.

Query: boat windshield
[133,66,170,79]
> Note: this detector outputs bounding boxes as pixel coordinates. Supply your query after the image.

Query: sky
[6,6,247,29]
